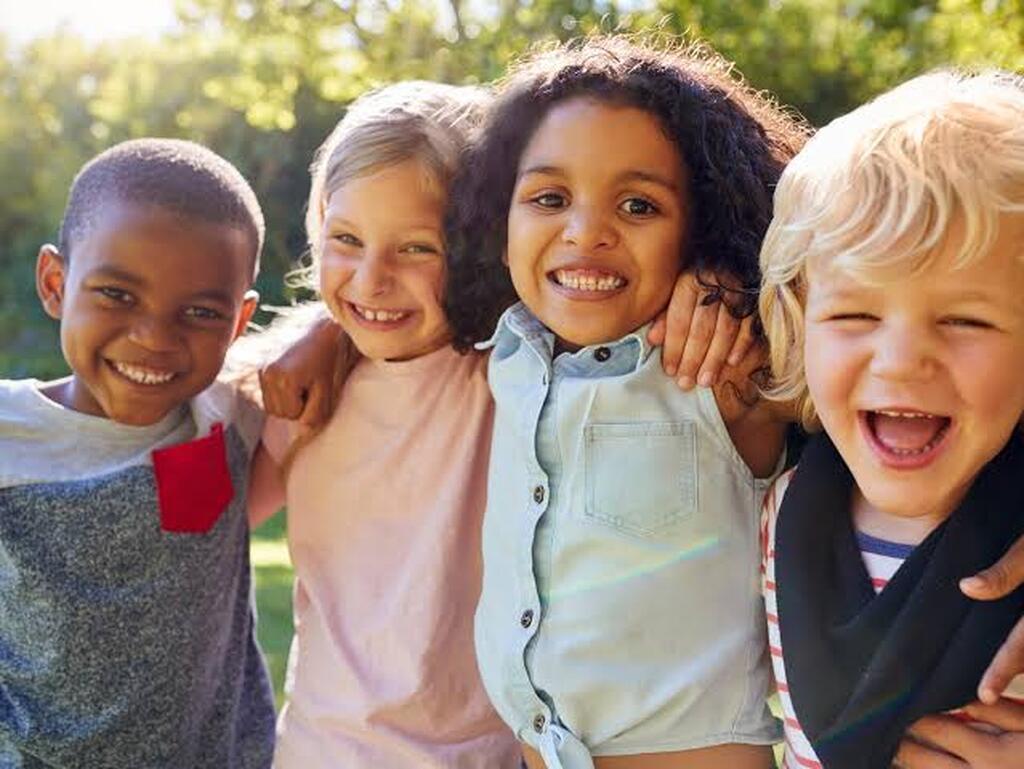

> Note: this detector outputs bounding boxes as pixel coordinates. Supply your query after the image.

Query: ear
[36,244,67,320]
[232,290,260,341]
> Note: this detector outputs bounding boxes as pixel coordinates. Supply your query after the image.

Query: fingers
[647,313,667,348]
[908,714,993,761]
[298,380,332,428]
[658,274,699,379]
[726,314,756,367]
[961,536,1024,601]
[977,617,1024,704]
[961,697,1024,731]
[692,304,742,389]
[673,296,721,389]
[259,366,305,420]
[894,735,968,769]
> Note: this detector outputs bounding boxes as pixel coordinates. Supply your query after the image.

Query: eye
[828,312,878,323]
[529,192,567,210]
[941,316,993,330]
[619,197,659,217]
[331,232,362,247]
[94,286,134,304]
[183,306,225,321]
[400,243,440,256]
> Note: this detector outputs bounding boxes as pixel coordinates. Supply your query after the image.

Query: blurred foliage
[1,0,1021,378]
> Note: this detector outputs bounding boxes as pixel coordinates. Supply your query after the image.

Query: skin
[507,97,687,351]
[804,218,1024,542]
[318,160,451,363]
[506,97,786,480]
[507,97,782,768]
[35,202,258,426]
[803,217,1024,767]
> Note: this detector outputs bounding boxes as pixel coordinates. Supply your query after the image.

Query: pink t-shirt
[264,346,520,769]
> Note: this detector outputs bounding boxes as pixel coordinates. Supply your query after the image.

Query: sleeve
[761,468,795,581]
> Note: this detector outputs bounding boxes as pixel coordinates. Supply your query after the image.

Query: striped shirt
[761,470,1024,769]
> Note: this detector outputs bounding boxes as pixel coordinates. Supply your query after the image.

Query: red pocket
[152,422,234,534]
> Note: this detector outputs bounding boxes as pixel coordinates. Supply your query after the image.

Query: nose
[128,315,181,353]
[561,203,617,251]
[869,320,936,382]
[350,248,393,297]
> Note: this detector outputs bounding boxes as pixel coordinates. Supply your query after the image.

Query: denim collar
[478,302,655,376]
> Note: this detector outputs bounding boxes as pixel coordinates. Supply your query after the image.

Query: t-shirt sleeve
[761,468,795,579]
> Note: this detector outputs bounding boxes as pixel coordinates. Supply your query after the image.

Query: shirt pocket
[584,421,698,538]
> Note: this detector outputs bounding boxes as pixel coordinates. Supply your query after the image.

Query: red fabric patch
[152,422,234,534]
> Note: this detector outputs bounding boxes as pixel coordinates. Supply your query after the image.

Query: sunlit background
[1,0,1022,706]
[1,0,177,43]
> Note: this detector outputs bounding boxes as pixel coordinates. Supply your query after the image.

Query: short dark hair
[59,138,264,280]
[444,35,810,351]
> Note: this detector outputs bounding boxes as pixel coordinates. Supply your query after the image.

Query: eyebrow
[517,164,680,193]
[85,265,144,286]
[323,216,443,237]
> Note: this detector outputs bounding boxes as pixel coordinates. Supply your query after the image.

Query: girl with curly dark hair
[459,36,808,769]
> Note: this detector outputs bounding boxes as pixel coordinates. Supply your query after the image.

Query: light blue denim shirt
[475,304,781,768]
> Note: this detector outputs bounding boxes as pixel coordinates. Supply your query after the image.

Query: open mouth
[347,301,412,326]
[108,360,179,386]
[860,409,952,468]
[548,268,627,295]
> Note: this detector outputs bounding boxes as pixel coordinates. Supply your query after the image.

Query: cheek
[407,263,447,314]
[804,327,855,407]
[956,343,1024,416]
[318,254,354,296]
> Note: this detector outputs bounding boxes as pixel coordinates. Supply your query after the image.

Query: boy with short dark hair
[0,138,275,768]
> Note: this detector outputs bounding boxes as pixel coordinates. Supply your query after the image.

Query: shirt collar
[477,302,655,375]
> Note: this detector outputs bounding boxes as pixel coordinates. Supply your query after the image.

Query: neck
[851,487,961,546]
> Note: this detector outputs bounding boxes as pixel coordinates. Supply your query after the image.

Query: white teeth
[111,361,176,385]
[554,270,625,292]
[875,410,937,419]
[352,304,409,322]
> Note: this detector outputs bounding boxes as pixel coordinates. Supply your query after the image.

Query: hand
[895,699,1024,768]
[960,536,1024,703]
[259,313,349,427]
[647,271,755,390]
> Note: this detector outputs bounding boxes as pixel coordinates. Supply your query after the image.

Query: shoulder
[192,379,264,455]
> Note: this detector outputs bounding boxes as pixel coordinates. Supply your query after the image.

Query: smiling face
[318,160,451,361]
[804,218,1024,538]
[505,97,688,349]
[36,202,258,426]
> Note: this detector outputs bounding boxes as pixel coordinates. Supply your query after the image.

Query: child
[247,81,524,768]
[759,71,1024,768]
[443,37,807,769]
[249,77,751,767]
[0,139,276,767]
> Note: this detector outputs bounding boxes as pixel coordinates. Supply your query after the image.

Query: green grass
[252,509,294,709]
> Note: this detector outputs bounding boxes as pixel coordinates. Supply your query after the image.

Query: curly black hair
[445,35,809,351]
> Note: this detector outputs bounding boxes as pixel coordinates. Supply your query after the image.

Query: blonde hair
[299,80,489,291]
[225,82,489,472]
[760,69,1024,428]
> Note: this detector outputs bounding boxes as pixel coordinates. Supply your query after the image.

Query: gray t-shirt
[0,379,275,768]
